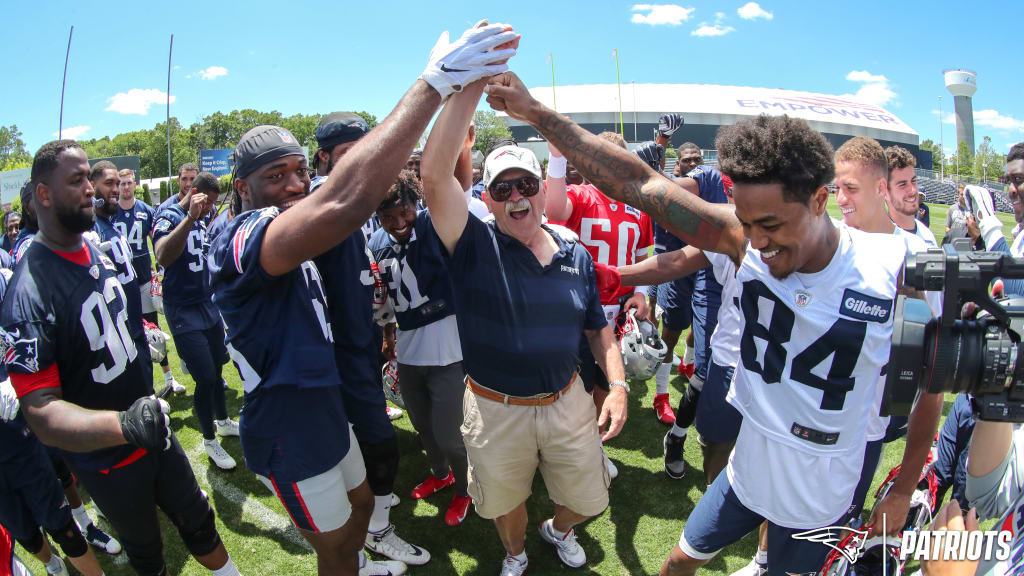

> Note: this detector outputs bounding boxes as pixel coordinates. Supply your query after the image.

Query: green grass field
[18,201,1018,575]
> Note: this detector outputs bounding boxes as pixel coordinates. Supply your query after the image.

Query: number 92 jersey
[726,223,906,456]
[1,240,149,470]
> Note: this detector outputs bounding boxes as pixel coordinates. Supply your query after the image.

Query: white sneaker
[729,557,768,576]
[365,524,430,565]
[603,447,618,480]
[390,493,401,507]
[215,419,240,437]
[165,373,185,394]
[386,406,403,421]
[204,439,236,470]
[499,555,528,576]
[539,519,586,568]
[359,550,407,576]
[46,555,69,576]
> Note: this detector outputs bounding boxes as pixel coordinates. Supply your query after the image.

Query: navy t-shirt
[367,210,455,331]
[313,232,379,387]
[209,207,351,479]
[687,166,729,310]
[445,216,606,396]
[152,204,218,333]
[94,216,144,341]
[11,230,34,265]
[1,241,150,470]
[113,200,156,285]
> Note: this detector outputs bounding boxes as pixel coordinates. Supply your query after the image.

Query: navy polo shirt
[445,215,606,396]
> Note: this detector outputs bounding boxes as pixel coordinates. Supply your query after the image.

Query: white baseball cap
[483,145,542,188]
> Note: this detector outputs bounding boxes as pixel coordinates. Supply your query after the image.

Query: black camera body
[883,238,1024,422]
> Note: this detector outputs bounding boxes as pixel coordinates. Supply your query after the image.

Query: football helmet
[151,277,165,316]
[382,360,404,408]
[143,320,170,363]
[821,533,903,576]
[617,308,668,380]
[873,462,939,535]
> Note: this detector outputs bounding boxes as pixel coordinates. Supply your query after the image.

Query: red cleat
[678,362,695,379]
[411,471,455,499]
[653,393,676,425]
[445,494,473,526]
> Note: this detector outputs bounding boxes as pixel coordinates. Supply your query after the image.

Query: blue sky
[3,0,1022,156]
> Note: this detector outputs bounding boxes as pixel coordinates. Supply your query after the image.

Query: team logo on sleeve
[154,219,171,233]
[839,289,892,323]
[0,328,40,373]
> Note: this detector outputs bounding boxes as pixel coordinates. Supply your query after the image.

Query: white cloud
[199,66,228,80]
[692,23,734,36]
[737,2,773,20]
[974,109,1024,132]
[931,110,956,124]
[631,4,694,26]
[53,125,90,140]
[840,70,896,107]
[105,88,175,115]
[715,11,726,19]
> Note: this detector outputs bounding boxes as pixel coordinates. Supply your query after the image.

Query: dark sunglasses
[488,176,540,202]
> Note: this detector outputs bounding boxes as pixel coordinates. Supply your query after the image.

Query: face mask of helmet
[617,309,668,380]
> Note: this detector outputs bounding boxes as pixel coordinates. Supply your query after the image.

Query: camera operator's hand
[965,214,981,243]
[964,185,1002,250]
[921,501,979,576]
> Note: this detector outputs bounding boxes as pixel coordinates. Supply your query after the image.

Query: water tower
[944,69,977,153]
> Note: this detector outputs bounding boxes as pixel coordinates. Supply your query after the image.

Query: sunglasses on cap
[488,176,540,202]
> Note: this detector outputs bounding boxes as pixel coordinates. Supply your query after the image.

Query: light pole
[938,95,944,180]
[632,80,637,142]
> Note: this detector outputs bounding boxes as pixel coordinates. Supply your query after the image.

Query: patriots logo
[0,328,40,373]
[791,525,869,564]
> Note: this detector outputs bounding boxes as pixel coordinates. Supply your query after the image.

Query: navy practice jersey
[112,200,156,285]
[0,249,9,270]
[209,208,351,477]
[152,204,218,332]
[94,216,143,341]
[11,230,35,265]
[207,209,231,244]
[367,211,455,331]
[313,232,379,386]
[1,240,150,470]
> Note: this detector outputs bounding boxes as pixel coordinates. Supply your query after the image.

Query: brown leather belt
[466,374,576,407]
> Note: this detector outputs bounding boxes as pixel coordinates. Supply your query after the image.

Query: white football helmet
[617,309,668,380]
[873,462,939,536]
[381,361,404,408]
[143,320,169,363]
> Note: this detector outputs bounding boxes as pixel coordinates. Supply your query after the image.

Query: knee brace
[359,437,399,496]
[676,384,701,428]
[49,518,88,559]
[16,528,44,555]
[175,507,220,558]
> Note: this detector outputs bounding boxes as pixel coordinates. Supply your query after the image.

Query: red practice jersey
[557,184,653,304]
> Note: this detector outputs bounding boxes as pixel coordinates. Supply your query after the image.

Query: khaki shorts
[461,376,610,519]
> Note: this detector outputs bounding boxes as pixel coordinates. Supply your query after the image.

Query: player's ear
[233,177,251,208]
[34,182,52,209]
[811,184,829,216]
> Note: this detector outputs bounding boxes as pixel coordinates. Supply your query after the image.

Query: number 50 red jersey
[555,183,653,304]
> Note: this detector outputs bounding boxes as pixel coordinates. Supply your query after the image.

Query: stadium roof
[503,83,918,145]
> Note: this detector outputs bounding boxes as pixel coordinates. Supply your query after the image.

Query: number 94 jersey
[727,223,906,456]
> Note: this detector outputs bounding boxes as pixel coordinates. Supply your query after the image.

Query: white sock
[547,520,567,540]
[359,550,368,568]
[45,555,65,574]
[71,505,92,531]
[683,345,694,365]
[368,494,393,533]
[754,547,768,564]
[164,371,174,382]
[670,422,687,438]
[211,557,241,576]
[508,551,527,564]
[655,363,671,395]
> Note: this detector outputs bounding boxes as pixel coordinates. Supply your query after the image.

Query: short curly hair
[835,137,887,180]
[884,145,917,180]
[598,131,627,150]
[715,115,835,204]
[377,170,422,213]
[1007,143,1024,164]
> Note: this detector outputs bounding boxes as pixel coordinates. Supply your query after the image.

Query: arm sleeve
[208,208,280,294]
[966,427,1024,519]
[151,208,183,243]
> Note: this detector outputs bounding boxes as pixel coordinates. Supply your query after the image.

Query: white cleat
[390,493,401,507]
[499,555,528,576]
[603,447,618,480]
[359,550,407,576]
[729,557,768,576]
[365,524,430,565]
[215,419,240,437]
[386,406,403,421]
[165,374,186,394]
[204,439,237,471]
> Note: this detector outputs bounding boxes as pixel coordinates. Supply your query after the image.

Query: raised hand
[421,21,519,99]
[483,72,538,123]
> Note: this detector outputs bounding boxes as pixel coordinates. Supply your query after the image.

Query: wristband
[633,285,649,296]
[609,380,630,394]
[547,154,567,179]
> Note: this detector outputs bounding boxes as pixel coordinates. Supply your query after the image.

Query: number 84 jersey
[726,223,906,456]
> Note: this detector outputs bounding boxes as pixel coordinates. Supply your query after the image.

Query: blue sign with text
[200,149,234,176]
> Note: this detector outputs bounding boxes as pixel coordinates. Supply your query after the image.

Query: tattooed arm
[484,72,745,265]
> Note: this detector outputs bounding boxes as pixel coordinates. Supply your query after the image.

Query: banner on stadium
[0,167,30,208]
[201,148,234,176]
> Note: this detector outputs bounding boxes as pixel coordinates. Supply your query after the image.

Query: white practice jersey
[866,226,944,441]
[913,219,938,248]
[726,222,906,527]
[704,250,741,368]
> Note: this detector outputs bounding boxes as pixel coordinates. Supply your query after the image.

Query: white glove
[657,113,683,137]
[0,379,19,422]
[421,23,518,99]
[964,185,1002,249]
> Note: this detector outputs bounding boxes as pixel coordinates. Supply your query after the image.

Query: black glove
[657,113,683,137]
[118,396,171,451]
